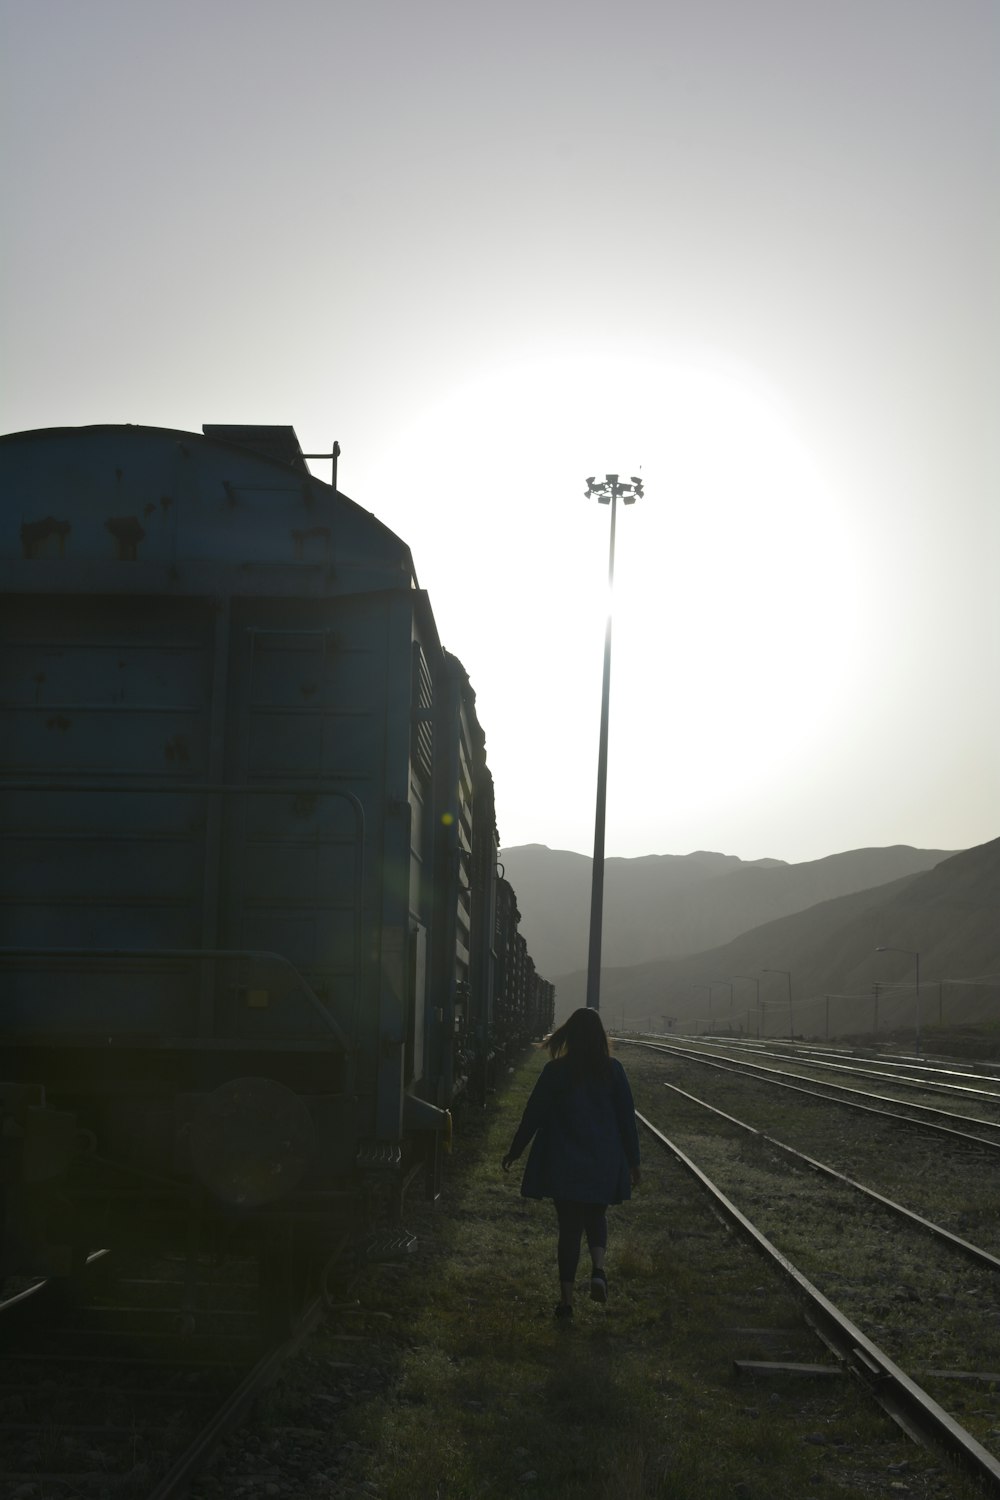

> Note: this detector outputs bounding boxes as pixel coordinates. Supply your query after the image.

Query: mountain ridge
[500,842,955,979]
[544,837,1000,1039]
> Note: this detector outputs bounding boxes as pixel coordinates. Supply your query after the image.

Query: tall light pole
[762,968,793,1039]
[584,473,642,1011]
[876,946,920,1052]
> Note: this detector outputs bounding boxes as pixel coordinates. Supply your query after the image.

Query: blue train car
[0,422,550,1300]
[493,876,555,1062]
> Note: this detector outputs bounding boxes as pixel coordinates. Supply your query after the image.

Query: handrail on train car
[0,945,352,1051]
[0,777,365,1057]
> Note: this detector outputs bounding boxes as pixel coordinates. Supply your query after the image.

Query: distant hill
[549,837,1000,1040]
[500,843,954,979]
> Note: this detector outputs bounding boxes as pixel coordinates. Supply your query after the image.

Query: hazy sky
[3,0,996,864]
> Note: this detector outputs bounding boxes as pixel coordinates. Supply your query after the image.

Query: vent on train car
[411,643,434,783]
[202,424,310,475]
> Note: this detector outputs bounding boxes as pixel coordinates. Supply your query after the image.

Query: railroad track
[620,1038,1000,1266]
[623,1036,1000,1152]
[637,1106,1000,1493]
[735,1038,1000,1092]
[0,1250,328,1498]
[638,1034,1000,1113]
[620,1043,1000,1491]
[657,1076,1000,1274]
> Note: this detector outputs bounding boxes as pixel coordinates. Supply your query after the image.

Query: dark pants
[554,1199,608,1283]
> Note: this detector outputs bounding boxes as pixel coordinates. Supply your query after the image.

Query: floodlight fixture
[584,473,643,506]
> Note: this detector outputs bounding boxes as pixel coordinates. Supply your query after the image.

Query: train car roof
[0,423,419,594]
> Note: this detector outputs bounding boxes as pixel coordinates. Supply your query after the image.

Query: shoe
[553,1303,574,1320]
[590,1269,608,1303]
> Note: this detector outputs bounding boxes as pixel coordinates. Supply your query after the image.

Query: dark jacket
[507,1056,641,1204]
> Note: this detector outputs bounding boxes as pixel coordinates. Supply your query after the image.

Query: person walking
[501,1007,641,1319]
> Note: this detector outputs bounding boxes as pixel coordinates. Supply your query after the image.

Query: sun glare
[358,349,862,852]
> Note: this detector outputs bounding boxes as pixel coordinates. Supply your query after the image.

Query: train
[0,421,553,1322]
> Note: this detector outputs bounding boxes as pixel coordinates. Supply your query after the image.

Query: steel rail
[0,1248,293,1490]
[659,1080,1000,1274]
[743,1038,1000,1088]
[146,1291,328,1500]
[622,1038,1000,1152]
[637,1110,1000,1493]
[667,1035,1000,1106]
[0,1249,111,1320]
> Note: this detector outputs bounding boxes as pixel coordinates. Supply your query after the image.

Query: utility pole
[584,473,642,1010]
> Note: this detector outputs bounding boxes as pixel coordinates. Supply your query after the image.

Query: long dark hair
[547,1007,613,1083]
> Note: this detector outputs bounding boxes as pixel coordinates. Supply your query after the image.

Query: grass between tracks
[325,1048,977,1500]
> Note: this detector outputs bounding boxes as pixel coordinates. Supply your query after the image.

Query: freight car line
[666,1034,1000,1106]
[637,1110,1000,1494]
[657,1079,1000,1275]
[621,1038,1000,1151]
[1,422,553,1343]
